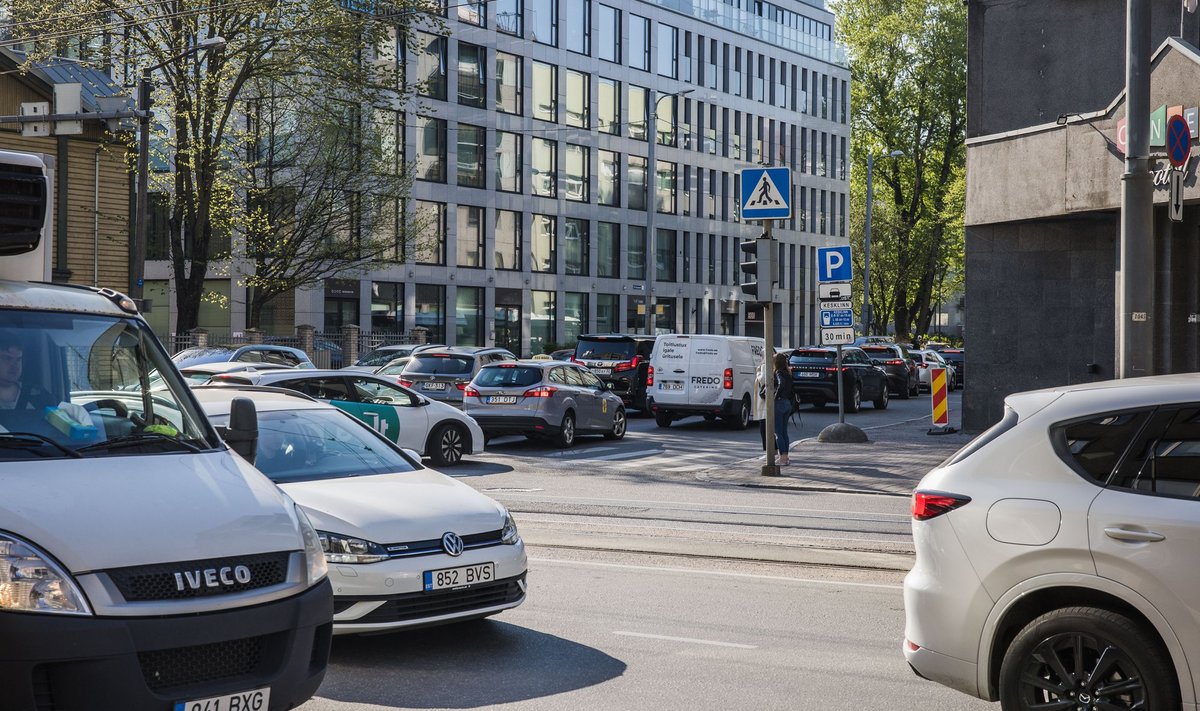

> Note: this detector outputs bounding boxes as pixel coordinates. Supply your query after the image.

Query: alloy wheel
[1014,632,1146,710]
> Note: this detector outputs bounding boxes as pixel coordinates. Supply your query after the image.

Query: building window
[630,14,649,71]
[416,117,446,182]
[530,0,557,46]
[496,52,522,114]
[496,131,522,193]
[598,149,619,206]
[628,85,648,140]
[565,70,589,128]
[532,214,556,272]
[456,205,484,268]
[563,0,590,55]
[626,295,645,334]
[530,290,556,354]
[495,210,521,270]
[495,300,522,355]
[457,123,485,188]
[597,77,619,134]
[497,0,522,35]
[656,229,676,282]
[596,294,619,332]
[415,284,446,344]
[564,292,588,345]
[414,201,446,265]
[564,218,589,275]
[531,137,557,198]
[532,61,557,123]
[655,160,676,214]
[458,0,485,26]
[655,94,676,146]
[457,42,486,108]
[564,144,589,202]
[597,5,620,63]
[627,155,647,211]
[371,282,404,333]
[657,23,678,78]
[628,225,646,280]
[417,33,446,100]
[456,286,484,346]
[597,222,619,277]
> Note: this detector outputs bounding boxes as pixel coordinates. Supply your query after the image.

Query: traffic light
[739,235,775,302]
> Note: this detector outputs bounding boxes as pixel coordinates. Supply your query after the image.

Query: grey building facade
[964,0,1200,431]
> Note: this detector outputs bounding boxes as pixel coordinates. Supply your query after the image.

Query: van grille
[138,635,267,691]
[106,552,290,602]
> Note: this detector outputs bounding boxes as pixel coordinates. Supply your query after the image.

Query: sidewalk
[697,415,974,496]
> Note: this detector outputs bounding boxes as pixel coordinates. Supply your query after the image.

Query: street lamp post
[644,88,694,335]
[861,149,903,337]
[131,36,226,304]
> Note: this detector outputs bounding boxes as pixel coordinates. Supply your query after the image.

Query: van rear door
[652,336,691,403]
[685,336,728,407]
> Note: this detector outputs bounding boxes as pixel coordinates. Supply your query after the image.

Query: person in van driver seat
[0,330,50,411]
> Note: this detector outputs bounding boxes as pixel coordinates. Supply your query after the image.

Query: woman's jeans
[773,399,791,455]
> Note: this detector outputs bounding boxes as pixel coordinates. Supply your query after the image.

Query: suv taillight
[615,355,640,372]
[463,386,480,398]
[399,379,413,387]
[647,365,655,387]
[723,367,733,389]
[523,386,558,398]
[912,491,971,521]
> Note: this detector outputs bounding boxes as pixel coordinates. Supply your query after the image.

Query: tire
[812,400,828,410]
[655,412,673,428]
[725,397,751,430]
[845,383,861,413]
[909,381,920,397]
[428,423,469,466]
[604,407,627,440]
[999,607,1178,711]
[898,378,911,400]
[873,383,889,409]
[555,411,576,448]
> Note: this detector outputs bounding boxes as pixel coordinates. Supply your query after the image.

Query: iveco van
[646,334,765,429]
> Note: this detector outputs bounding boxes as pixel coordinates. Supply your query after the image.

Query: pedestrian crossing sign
[740,167,792,220]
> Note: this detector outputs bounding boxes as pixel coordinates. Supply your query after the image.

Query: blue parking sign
[816,246,853,283]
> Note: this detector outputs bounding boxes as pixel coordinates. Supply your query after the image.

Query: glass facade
[565,70,589,128]
[416,117,446,182]
[596,294,619,333]
[415,284,446,343]
[597,222,619,277]
[457,124,485,188]
[457,42,485,107]
[496,130,522,192]
[530,290,556,354]
[564,292,588,344]
[630,15,650,70]
[655,160,676,213]
[417,33,446,100]
[656,228,676,282]
[530,0,557,45]
[563,0,590,55]
[628,85,648,140]
[456,286,484,346]
[627,155,647,210]
[496,0,521,35]
[532,61,557,123]
[371,282,403,333]
[597,5,620,63]
[628,225,646,280]
[532,214,556,272]
[657,24,678,78]
[414,201,446,265]
[597,78,619,134]
[598,149,619,206]
[532,137,557,198]
[495,210,521,270]
[564,144,589,202]
[456,205,483,268]
[496,52,522,114]
[564,217,589,275]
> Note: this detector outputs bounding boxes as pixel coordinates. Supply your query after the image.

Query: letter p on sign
[816,245,853,283]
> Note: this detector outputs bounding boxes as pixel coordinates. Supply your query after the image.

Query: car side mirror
[224,397,259,465]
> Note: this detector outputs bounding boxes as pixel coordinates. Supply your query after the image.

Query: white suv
[905,375,1200,710]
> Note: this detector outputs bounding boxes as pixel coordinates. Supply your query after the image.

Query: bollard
[928,367,958,435]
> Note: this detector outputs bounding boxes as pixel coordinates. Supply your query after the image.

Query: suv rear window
[790,350,835,365]
[862,346,897,357]
[576,339,636,361]
[407,355,474,374]
[474,366,543,388]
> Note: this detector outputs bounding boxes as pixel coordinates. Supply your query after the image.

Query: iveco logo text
[691,376,720,385]
[173,565,252,591]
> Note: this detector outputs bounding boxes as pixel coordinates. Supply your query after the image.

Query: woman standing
[772,352,794,465]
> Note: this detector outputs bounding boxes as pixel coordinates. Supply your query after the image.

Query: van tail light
[723,367,733,389]
[399,379,413,388]
[615,355,640,372]
[463,386,480,398]
[646,365,655,387]
[523,386,558,398]
[455,382,467,391]
[912,491,971,521]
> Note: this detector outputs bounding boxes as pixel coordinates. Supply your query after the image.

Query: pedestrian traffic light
[739,235,775,302]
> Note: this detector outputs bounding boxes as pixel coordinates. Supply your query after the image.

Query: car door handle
[1103,527,1166,543]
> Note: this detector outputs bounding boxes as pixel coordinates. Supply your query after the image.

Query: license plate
[488,395,518,404]
[174,687,270,711]
[423,382,448,391]
[798,372,821,378]
[660,381,683,391]
[592,368,612,375]
[424,562,495,591]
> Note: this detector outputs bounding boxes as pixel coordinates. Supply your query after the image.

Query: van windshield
[0,309,215,460]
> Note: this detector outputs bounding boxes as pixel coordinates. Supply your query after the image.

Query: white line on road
[519,516,911,548]
[587,449,662,461]
[613,631,758,650]
[494,493,910,519]
[530,557,904,590]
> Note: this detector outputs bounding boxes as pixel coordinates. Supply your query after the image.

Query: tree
[9,0,432,333]
[834,0,966,342]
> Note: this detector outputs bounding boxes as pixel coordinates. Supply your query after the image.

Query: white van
[647,334,765,429]
[0,150,331,710]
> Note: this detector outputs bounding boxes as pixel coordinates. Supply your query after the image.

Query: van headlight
[0,533,90,615]
[501,511,521,545]
[295,506,329,585]
[317,532,389,564]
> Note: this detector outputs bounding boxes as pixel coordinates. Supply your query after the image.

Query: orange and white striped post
[930,367,950,431]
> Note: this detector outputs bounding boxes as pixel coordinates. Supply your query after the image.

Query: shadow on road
[318,620,626,708]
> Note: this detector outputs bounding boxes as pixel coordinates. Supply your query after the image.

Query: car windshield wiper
[0,432,85,459]
[77,432,203,454]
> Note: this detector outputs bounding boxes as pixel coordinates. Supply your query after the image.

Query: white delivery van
[0,150,332,710]
[647,334,765,429]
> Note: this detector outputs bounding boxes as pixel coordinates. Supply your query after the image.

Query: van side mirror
[224,397,259,465]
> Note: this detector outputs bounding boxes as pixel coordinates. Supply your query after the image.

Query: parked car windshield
[209,408,418,482]
[790,350,836,365]
[576,339,636,360]
[474,366,543,388]
[357,347,411,367]
[406,355,474,375]
[172,346,237,368]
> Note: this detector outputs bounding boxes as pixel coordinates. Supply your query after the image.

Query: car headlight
[0,533,90,615]
[317,531,390,564]
[501,511,521,545]
[295,506,329,585]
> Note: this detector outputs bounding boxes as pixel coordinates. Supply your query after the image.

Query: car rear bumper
[471,415,558,435]
[793,382,839,402]
[903,642,980,699]
[647,397,741,417]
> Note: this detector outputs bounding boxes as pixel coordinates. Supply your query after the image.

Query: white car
[195,386,528,635]
[912,349,957,392]
[905,375,1200,709]
[178,360,294,386]
[208,369,484,466]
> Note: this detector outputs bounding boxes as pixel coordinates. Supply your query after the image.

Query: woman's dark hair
[773,352,789,374]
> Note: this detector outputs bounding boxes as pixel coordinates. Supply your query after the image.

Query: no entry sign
[1168,114,1192,168]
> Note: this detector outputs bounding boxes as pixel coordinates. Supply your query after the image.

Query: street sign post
[1168,114,1192,168]
[739,167,792,220]
[818,282,852,301]
[820,309,854,328]
[816,246,853,283]
[820,327,854,346]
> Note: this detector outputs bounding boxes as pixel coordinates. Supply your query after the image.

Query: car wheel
[845,383,861,413]
[999,607,1178,711]
[604,408,627,440]
[428,423,469,466]
[909,381,920,397]
[874,384,889,409]
[898,379,911,400]
[725,396,751,430]
[556,411,576,448]
[812,399,827,410]
[655,412,673,428]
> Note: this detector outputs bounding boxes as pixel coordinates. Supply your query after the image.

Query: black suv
[860,343,919,399]
[941,348,965,388]
[573,334,656,411]
[790,346,890,413]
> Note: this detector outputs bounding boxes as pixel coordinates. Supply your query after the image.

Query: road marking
[494,493,910,519]
[530,557,904,590]
[520,516,911,548]
[587,449,661,461]
[613,631,757,650]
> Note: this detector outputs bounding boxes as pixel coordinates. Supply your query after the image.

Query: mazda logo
[442,532,464,556]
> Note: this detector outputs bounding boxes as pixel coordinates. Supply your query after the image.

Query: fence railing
[160,326,429,369]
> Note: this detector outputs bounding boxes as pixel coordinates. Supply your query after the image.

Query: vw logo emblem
[442,531,464,557]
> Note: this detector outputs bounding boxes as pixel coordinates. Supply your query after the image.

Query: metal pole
[132,68,151,303]
[862,154,874,336]
[836,343,845,424]
[645,89,657,336]
[1119,0,1154,378]
[762,219,779,476]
